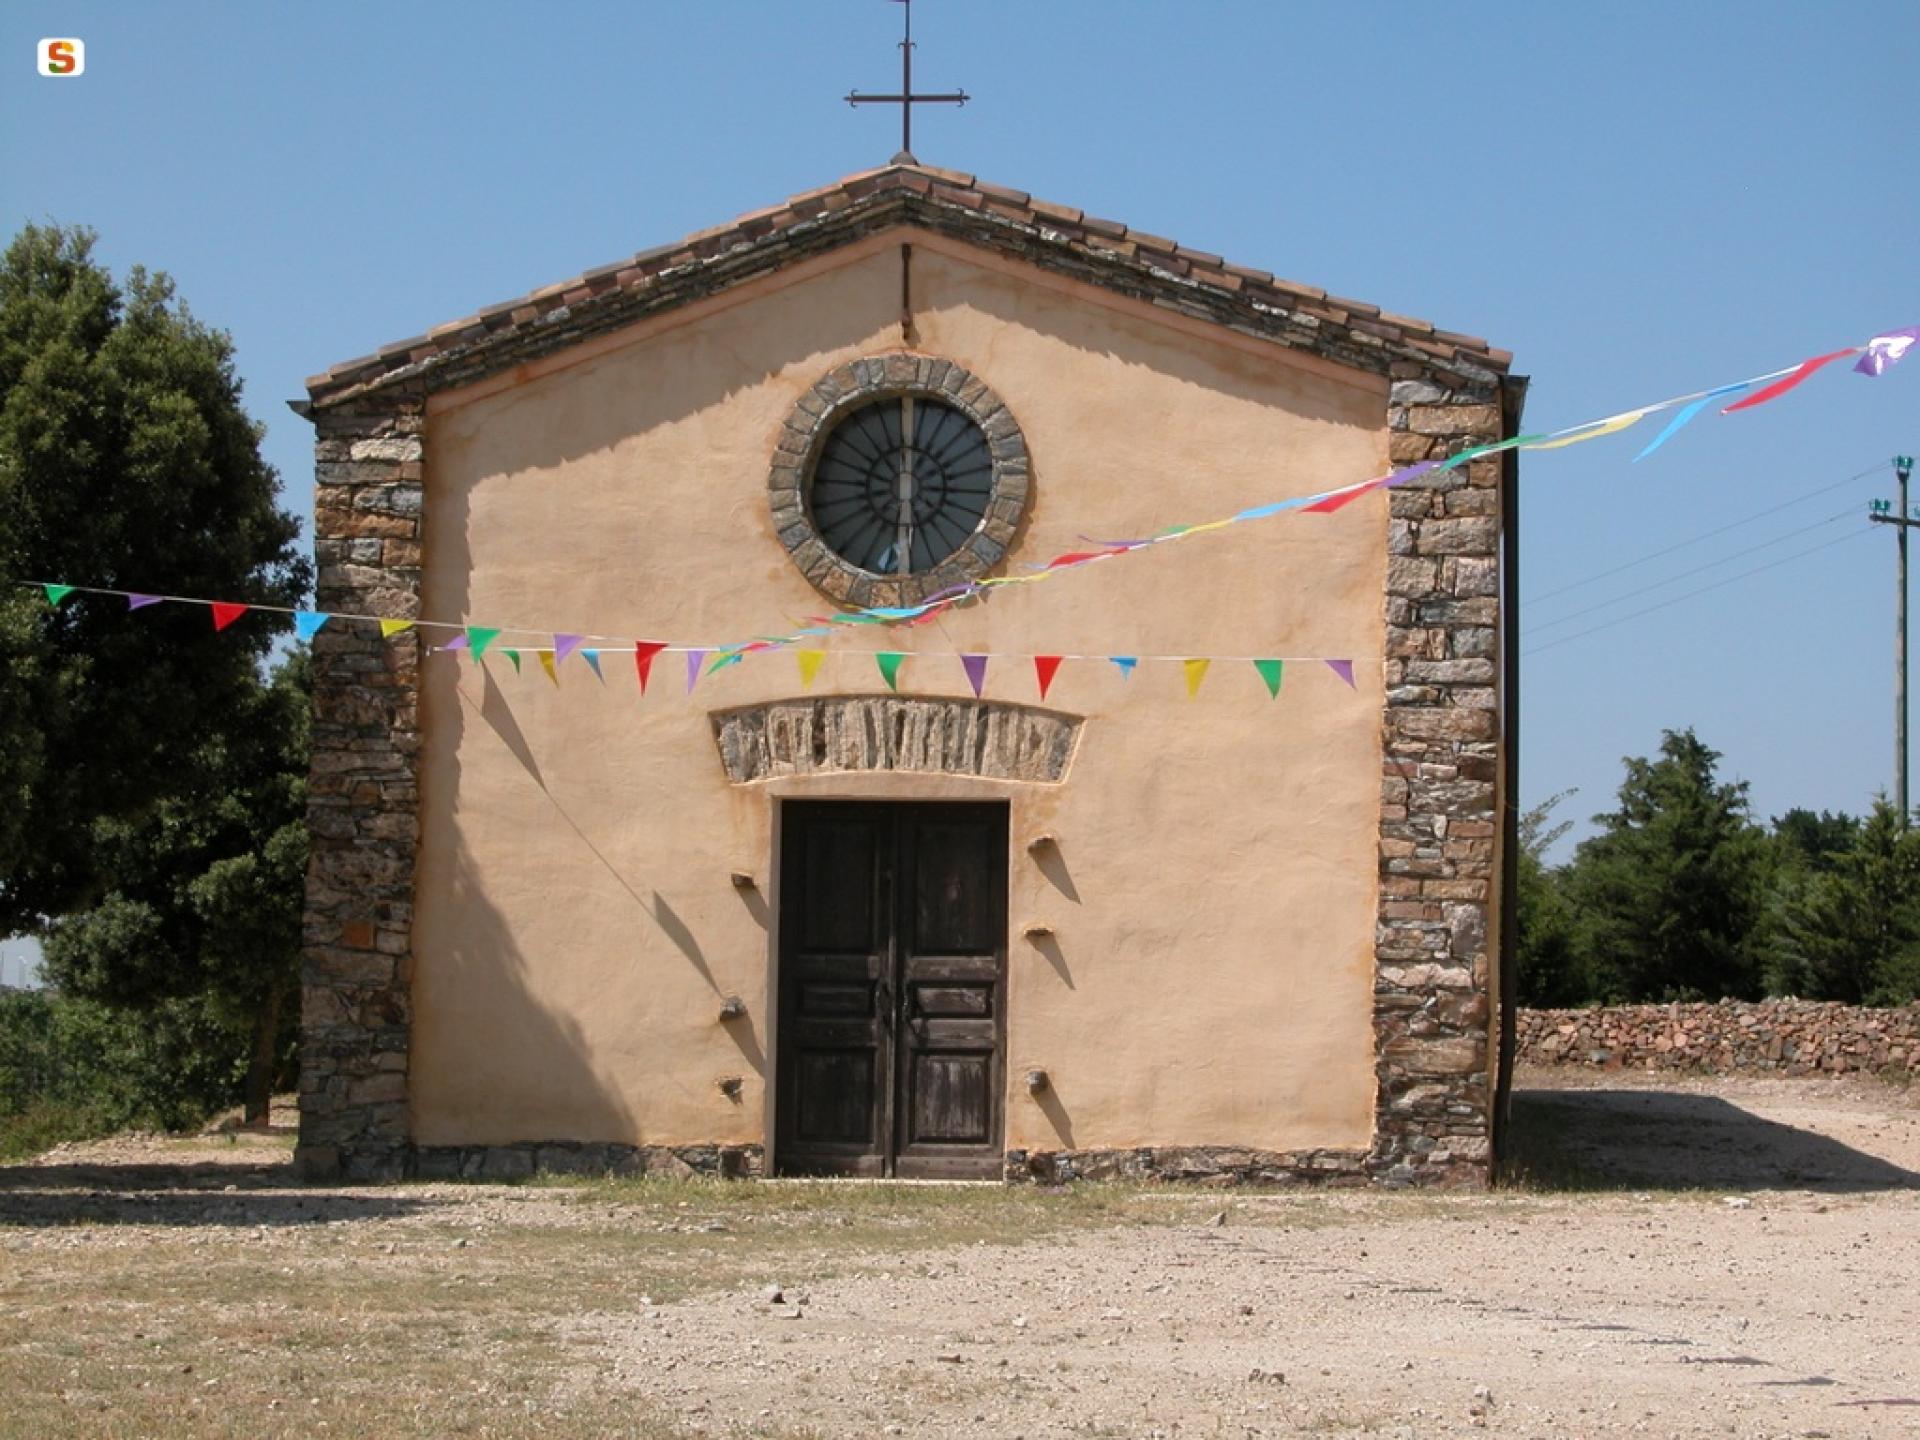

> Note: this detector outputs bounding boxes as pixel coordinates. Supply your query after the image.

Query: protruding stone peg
[718,996,747,1022]
[1026,833,1057,854]
[1025,1069,1050,1094]
[716,1075,744,1100]
[730,871,756,889]
[1022,922,1053,939]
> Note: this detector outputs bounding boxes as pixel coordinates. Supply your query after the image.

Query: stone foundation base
[298,1141,764,1183]
[1006,1146,1374,1187]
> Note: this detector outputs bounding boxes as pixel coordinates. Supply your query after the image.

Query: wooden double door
[776,801,1008,1178]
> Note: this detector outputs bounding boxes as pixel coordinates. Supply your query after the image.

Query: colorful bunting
[126,594,162,610]
[1110,656,1138,679]
[210,602,249,632]
[1034,655,1063,700]
[961,653,989,697]
[293,611,330,641]
[1325,658,1356,689]
[1526,410,1647,451]
[444,633,469,651]
[685,649,709,694]
[1183,658,1211,697]
[41,584,74,607]
[634,640,667,693]
[466,626,502,658]
[797,650,826,688]
[1254,659,1284,698]
[553,633,584,663]
[582,649,604,682]
[379,618,414,639]
[539,650,557,684]
[1633,393,1721,462]
[876,652,905,691]
[504,648,522,674]
[1301,480,1383,515]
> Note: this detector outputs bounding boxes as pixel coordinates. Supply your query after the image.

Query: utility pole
[1870,454,1919,822]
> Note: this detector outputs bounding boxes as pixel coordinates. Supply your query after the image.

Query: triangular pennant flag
[1254,659,1284,698]
[504,649,522,674]
[553,633,584,664]
[1109,656,1138,679]
[379,618,414,639]
[1723,349,1858,413]
[466,626,502,658]
[634,640,667,694]
[538,650,558,684]
[1301,479,1385,514]
[210,602,249,632]
[1633,395,1717,461]
[707,651,745,674]
[293,611,329,641]
[126,593,162,610]
[1855,325,1920,377]
[443,633,469,650]
[876,652,905,691]
[797,650,826,688]
[41,584,74,607]
[1034,655,1063,701]
[1525,410,1648,451]
[582,649,604,682]
[685,649,709,693]
[960,653,989,697]
[1183,658,1211,698]
[1325,658,1356,689]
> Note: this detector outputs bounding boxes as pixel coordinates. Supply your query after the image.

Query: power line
[1524,459,1891,606]
[1523,525,1877,657]
[1523,505,1860,636]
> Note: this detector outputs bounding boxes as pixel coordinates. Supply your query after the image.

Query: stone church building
[294,160,1525,1187]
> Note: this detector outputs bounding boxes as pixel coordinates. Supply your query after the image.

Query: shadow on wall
[1504,1087,1920,1194]
[413,673,766,1148]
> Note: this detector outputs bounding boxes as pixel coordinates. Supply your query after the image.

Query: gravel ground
[2,1068,1915,1439]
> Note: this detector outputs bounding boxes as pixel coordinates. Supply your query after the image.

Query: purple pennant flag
[960,653,989,697]
[685,649,709,694]
[1324,658,1356,689]
[1855,325,1920,377]
[553,633,584,663]
[1383,460,1440,487]
[443,632,469,651]
[126,593,163,610]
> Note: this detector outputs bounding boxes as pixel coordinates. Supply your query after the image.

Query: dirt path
[1,1071,1915,1439]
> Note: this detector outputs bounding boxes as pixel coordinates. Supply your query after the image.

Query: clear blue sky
[4,1,1917,870]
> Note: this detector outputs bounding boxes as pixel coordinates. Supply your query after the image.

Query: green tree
[0,224,310,1124]
[0,223,308,925]
[1766,797,1920,1003]
[1771,807,1861,874]
[1515,789,1590,1006]
[1564,729,1772,1001]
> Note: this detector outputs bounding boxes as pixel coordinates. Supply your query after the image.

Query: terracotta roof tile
[308,159,1509,401]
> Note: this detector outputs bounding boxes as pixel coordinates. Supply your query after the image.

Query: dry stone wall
[1518,1001,1920,1077]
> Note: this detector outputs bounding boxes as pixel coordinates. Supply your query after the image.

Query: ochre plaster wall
[411,236,1389,1157]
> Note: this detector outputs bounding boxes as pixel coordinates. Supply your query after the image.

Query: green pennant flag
[42,584,75,607]
[876,652,905,691]
[1254,659,1284,698]
[467,626,502,658]
[504,649,522,674]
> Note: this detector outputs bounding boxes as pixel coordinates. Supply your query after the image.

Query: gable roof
[305,160,1513,410]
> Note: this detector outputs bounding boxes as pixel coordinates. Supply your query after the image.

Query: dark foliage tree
[1515,789,1590,1006]
[1564,729,1772,1002]
[0,224,310,1124]
[1766,798,1920,1003]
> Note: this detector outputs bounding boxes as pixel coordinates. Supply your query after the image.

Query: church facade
[294,161,1525,1187]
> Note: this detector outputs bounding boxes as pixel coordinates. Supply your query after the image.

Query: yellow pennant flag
[797,650,826,688]
[538,650,558,685]
[1525,410,1648,451]
[378,618,414,639]
[1183,657,1211,698]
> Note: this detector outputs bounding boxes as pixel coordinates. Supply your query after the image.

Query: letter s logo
[39,39,84,76]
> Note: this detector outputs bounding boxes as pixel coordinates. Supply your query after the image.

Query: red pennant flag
[634,640,668,694]
[1046,551,1104,570]
[1302,479,1384,514]
[1721,349,1859,414]
[1034,655,1063,700]
[210,602,249,632]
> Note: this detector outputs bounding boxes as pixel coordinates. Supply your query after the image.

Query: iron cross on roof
[846,0,968,164]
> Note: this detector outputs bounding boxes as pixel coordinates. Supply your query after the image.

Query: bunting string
[19,321,1915,681]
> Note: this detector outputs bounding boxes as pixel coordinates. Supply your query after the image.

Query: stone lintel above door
[712,696,1080,784]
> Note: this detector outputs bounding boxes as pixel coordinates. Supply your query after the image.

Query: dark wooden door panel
[777,801,1006,1179]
